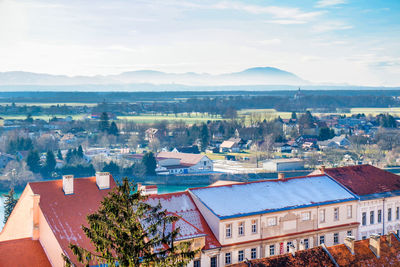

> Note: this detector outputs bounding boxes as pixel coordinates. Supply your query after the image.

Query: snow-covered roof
[190,175,357,219]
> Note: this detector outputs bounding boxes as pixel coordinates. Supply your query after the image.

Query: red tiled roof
[229,246,334,267]
[324,164,400,196]
[328,234,400,266]
[146,191,221,250]
[0,238,52,267]
[29,176,117,266]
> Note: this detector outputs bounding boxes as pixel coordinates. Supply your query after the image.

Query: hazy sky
[1,0,400,86]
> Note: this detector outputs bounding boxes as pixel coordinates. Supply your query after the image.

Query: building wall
[0,186,34,241]
[38,208,64,267]
[358,196,400,240]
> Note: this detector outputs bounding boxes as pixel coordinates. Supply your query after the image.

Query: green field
[117,112,221,124]
[0,102,97,107]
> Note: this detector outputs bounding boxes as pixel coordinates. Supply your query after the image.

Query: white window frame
[267,217,277,226]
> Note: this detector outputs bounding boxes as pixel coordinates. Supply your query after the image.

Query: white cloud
[312,21,353,32]
[256,39,282,45]
[315,0,347,8]
[265,19,307,25]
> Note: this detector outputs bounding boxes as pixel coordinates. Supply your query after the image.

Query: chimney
[344,236,355,255]
[369,234,381,258]
[278,173,285,180]
[62,175,74,195]
[289,244,296,256]
[387,232,394,247]
[320,165,326,174]
[96,172,110,190]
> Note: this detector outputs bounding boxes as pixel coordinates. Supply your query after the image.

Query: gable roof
[0,238,52,267]
[157,151,207,166]
[29,176,117,265]
[190,175,357,219]
[323,164,400,197]
[220,140,237,148]
[146,191,220,250]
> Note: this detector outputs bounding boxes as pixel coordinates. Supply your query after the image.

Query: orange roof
[0,238,51,267]
[157,151,207,166]
[146,191,221,250]
[328,234,400,266]
[229,246,334,267]
[29,176,117,266]
[324,164,400,196]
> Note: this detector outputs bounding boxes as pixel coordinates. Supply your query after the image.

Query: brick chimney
[278,173,285,180]
[387,232,394,247]
[320,165,326,174]
[96,172,110,190]
[62,175,74,195]
[369,234,381,258]
[344,236,355,255]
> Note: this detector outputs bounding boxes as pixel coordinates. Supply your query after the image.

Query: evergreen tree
[108,121,119,136]
[45,151,56,173]
[99,112,110,132]
[64,178,197,266]
[66,149,73,164]
[102,161,120,176]
[200,123,209,151]
[291,111,297,120]
[26,150,41,173]
[3,188,18,224]
[77,145,84,158]
[142,152,157,176]
[57,149,63,160]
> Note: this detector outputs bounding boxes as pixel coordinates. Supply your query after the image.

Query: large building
[312,164,400,240]
[156,151,213,174]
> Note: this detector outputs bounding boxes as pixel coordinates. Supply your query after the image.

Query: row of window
[224,248,258,264]
[361,207,400,226]
[225,206,352,238]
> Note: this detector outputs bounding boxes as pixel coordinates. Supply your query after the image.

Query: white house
[156,151,213,175]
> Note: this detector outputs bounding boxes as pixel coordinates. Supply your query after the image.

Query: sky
[1,0,400,86]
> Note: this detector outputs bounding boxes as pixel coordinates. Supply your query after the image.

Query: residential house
[156,151,213,175]
[311,165,400,240]
[220,140,240,153]
[188,175,359,266]
[0,172,115,266]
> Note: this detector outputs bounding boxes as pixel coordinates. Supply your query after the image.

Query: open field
[117,112,221,124]
[0,114,87,120]
[0,102,97,107]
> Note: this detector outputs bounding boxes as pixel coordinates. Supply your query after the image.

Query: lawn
[117,112,221,124]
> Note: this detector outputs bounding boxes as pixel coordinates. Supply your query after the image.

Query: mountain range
[0,67,307,87]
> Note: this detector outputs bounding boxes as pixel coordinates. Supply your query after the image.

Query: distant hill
[0,67,307,86]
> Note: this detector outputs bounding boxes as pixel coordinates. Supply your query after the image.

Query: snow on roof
[146,191,221,249]
[190,175,357,219]
[157,151,207,165]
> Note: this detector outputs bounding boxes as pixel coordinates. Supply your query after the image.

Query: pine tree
[26,150,41,173]
[108,121,119,136]
[3,188,18,224]
[77,145,84,158]
[200,123,209,151]
[64,178,197,266]
[46,151,56,173]
[66,149,73,163]
[99,112,110,132]
[142,152,157,176]
[57,149,63,160]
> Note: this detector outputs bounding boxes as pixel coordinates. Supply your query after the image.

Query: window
[378,209,382,223]
[397,230,400,237]
[251,220,257,234]
[320,209,325,223]
[304,239,309,249]
[203,161,207,166]
[238,250,244,262]
[334,233,339,244]
[225,253,231,265]
[194,260,201,267]
[238,222,245,236]
[397,207,399,220]
[347,230,352,237]
[320,235,325,245]
[389,208,392,221]
[302,212,311,221]
[362,212,367,226]
[226,224,232,238]
[269,245,275,256]
[251,248,257,259]
[370,211,375,224]
[210,256,217,267]
[267,217,277,226]
[362,236,367,240]
[347,205,352,218]
[334,207,339,221]
[286,241,293,253]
